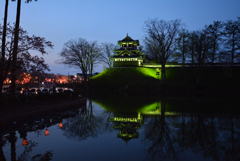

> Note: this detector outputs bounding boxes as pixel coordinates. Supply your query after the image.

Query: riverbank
[0,95,86,124]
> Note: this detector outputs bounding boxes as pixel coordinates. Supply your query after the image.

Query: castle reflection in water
[0,98,240,161]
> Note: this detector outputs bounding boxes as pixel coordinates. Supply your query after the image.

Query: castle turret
[112,34,144,67]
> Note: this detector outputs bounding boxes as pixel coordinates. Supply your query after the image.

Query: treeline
[144,18,240,79]
[174,18,240,65]
[145,18,240,65]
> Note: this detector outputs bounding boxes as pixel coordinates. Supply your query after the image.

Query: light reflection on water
[0,98,240,161]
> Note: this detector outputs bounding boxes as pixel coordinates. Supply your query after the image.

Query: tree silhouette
[144,19,181,80]
[144,18,240,67]
[204,21,223,64]
[100,43,116,68]
[176,29,190,65]
[62,100,104,140]
[0,134,7,161]
[144,102,177,161]
[0,0,9,95]
[10,0,38,94]
[223,18,240,64]
[60,38,101,81]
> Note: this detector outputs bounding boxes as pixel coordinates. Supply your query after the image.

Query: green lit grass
[91,67,160,80]
[135,68,160,79]
[90,67,162,94]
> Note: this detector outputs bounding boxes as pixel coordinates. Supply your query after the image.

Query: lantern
[44,129,50,136]
[22,139,29,146]
[58,122,63,128]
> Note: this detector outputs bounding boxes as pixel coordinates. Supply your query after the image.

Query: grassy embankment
[89,66,240,97]
[90,67,161,95]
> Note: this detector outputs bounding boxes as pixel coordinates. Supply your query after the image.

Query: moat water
[0,97,240,161]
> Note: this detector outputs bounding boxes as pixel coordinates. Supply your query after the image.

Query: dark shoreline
[0,95,86,124]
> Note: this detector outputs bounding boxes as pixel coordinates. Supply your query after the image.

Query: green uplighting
[90,67,161,80]
[136,67,160,79]
[90,69,109,80]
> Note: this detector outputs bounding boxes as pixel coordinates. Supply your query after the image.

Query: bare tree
[100,43,116,68]
[60,38,101,81]
[223,18,240,64]
[62,100,103,140]
[0,135,6,161]
[88,41,101,76]
[176,29,189,65]
[194,31,210,66]
[204,21,223,64]
[188,31,199,64]
[10,0,23,94]
[0,0,9,95]
[186,30,211,66]
[144,19,181,80]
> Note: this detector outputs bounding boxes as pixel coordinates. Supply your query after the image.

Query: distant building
[112,34,144,67]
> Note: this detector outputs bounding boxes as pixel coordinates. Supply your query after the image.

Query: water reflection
[0,100,82,161]
[143,101,178,161]
[0,98,240,161]
[110,113,142,142]
[61,100,105,140]
[93,98,240,161]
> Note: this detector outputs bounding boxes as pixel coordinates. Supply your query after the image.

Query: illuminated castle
[112,34,144,67]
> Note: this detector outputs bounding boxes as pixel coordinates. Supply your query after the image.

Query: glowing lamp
[58,122,63,128]
[22,139,29,146]
[44,129,50,136]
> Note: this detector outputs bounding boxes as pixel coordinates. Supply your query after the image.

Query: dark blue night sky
[0,0,239,74]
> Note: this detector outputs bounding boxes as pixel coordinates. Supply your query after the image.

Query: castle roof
[118,34,139,45]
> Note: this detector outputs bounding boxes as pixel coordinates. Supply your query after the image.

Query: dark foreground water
[0,98,240,161]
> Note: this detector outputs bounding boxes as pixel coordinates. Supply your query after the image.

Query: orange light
[16,73,32,84]
[45,78,53,82]
[3,78,11,84]
[22,139,29,146]
[58,122,63,128]
[44,129,50,136]
[56,75,68,84]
